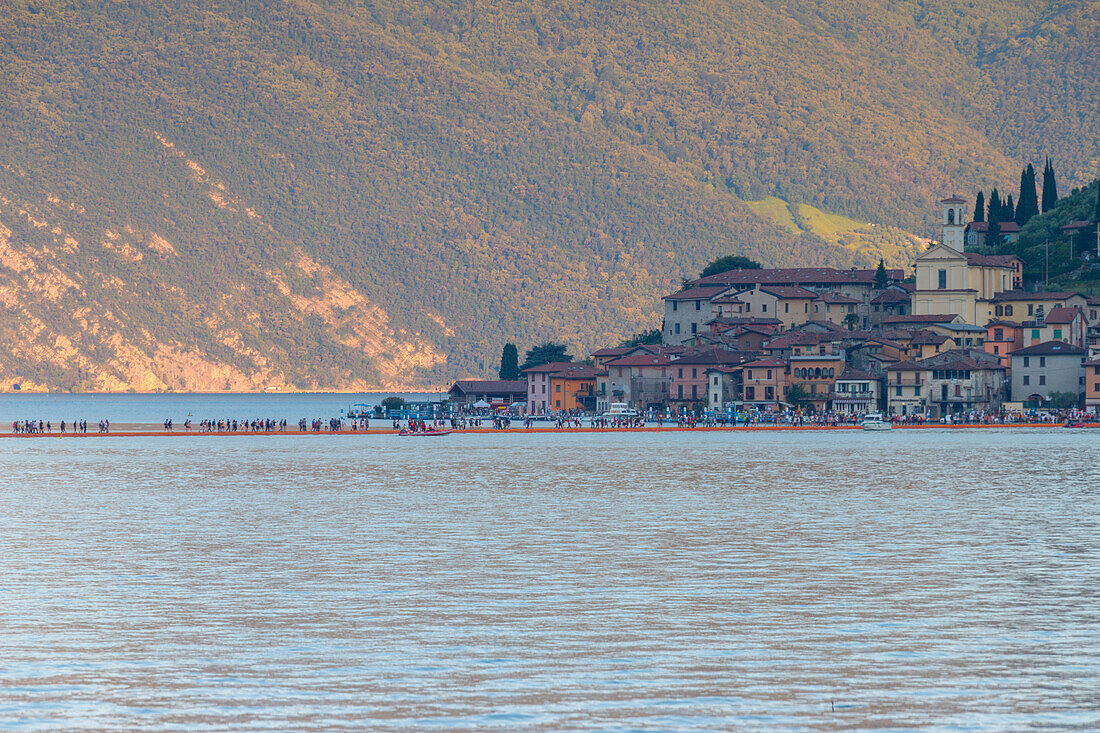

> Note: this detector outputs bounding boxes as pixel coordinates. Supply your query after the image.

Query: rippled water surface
[1,429,1098,731]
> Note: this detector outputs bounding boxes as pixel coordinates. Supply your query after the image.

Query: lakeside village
[439,194,1100,428]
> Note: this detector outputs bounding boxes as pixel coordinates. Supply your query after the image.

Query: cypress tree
[973,190,985,222]
[1016,164,1039,225]
[1004,194,1015,223]
[1041,158,1059,212]
[498,343,520,380]
[986,218,1002,249]
[988,188,1001,224]
[1094,183,1100,222]
[874,258,888,288]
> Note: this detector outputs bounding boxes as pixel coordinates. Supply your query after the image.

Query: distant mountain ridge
[0,0,1095,390]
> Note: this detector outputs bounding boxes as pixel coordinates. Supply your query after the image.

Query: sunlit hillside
[0,0,1094,389]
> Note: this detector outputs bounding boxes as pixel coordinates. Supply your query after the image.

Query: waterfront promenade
[4,422,1097,437]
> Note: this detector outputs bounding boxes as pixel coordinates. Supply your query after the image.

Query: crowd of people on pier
[12,419,102,433]
[8,406,1096,435]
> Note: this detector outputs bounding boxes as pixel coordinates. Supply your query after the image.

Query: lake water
[1,428,1098,730]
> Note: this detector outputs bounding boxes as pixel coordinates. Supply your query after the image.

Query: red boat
[398,428,453,436]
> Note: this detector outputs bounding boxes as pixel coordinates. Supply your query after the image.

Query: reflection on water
[1,430,1098,730]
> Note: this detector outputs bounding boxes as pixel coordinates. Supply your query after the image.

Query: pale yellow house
[912,244,1019,325]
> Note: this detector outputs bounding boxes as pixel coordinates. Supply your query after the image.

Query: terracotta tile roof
[1043,306,1082,324]
[800,320,846,331]
[673,349,746,366]
[758,285,819,299]
[838,367,875,380]
[990,290,1081,302]
[1061,220,1097,231]
[917,349,1006,371]
[522,362,605,378]
[706,316,784,328]
[1010,340,1087,357]
[907,330,950,345]
[885,360,924,371]
[741,358,788,369]
[693,266,903,287]
[883,314,960,324]
[965,222,1022,234]
[871,289,911,305]
[450,380,527,393]
[590,347,634,357]
[963,251,1020,266]
[604,354,674,367]
[662,285,731,300]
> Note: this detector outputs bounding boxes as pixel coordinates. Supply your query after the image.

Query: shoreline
[2,423,1094,438]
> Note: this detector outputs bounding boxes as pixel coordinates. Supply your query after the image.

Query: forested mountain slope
[0,0,1094,390]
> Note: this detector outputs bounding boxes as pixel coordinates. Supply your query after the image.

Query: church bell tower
[939,195,966,250]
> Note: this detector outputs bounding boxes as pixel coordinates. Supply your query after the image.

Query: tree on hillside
[1041,158,1059,213]
[1016,164,1039,226]
[1094,182,1100,222]
[618,329,662,347]
[498,343,520,380]
[1005,194,1015,223]
[988,188,1002,223]
[973,191,985,222]
[699,255,761,279]
[520,342,572,370]
[874,258,888,288]
[987,218,1002,249]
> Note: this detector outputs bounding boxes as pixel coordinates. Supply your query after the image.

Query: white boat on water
[861,412,892,431]
[601,402,638,419]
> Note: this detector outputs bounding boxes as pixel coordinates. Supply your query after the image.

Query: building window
[1040,357,1046,367]
[785,303,789,313]
[1032,329,1040,339]
[762,303,768,313]
[1023,357,1030,367]
[1039,375,1046,386]
[1028,304,1034,316]
[675,323,681,334]
[695,300,701,311]
[692,368,697,378]
[995,306,1003,317]
[556,384,561,392]
[678,368,683,378]
[914,385,921,396]
[994,328,1003,340]
[1054,329,1063,340]
[993,345,999,354]
[672,301,677,312]
[746,386,755,400]
[555,400,560,408]
[691,323,697,334]
[747,370,753,380]
[1005,306,1013,317]
[938,269,947,289]
[896,386,902,396]
[766,369,772,379]
[1023,375,1030,385]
